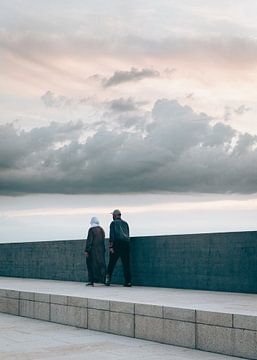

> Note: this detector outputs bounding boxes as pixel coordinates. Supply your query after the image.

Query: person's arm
[126,222,130,238]
[101,227,106,253]
[85,228,93,254]
[109,221,115,253]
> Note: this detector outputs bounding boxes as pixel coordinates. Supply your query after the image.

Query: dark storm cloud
[103,68,160,88]
[0,120,85,170]
[1,99,257,195]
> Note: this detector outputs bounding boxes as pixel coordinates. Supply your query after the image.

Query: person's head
[111,209,121,220]
[90,217,100,227]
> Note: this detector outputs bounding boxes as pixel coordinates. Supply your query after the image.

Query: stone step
[0,277,257,359]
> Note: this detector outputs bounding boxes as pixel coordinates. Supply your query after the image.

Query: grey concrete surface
[0,276,257,315]
[0,313,243,360]
[1,277,257,359]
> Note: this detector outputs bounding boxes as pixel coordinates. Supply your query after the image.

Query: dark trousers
[107,241,131,283]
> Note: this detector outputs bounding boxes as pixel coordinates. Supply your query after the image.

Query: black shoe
[86,282,94,286]
[124,282,132,287]
[105,275,111,286]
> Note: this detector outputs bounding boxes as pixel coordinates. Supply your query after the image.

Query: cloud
[0,120,85,170]
[103,67,160,88]
[1,99,257,195]
[41,91,71,108]
[108,97,139,112]
[185,93,194,99]
[2,18,257,72]
[163,68,176,78]
[234,105,252,115]
[223,104,252,121]
[124,35,257,68]
[224,106,231,122]
[2,29,257,98]
[41,91,91,108]
[233,133,257,155]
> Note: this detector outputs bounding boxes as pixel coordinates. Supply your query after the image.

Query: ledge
[0,277,257,359]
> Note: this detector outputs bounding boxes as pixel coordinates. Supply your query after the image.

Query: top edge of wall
[0,230,257,245]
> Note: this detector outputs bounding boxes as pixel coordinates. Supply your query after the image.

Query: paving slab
[0,313,243,360]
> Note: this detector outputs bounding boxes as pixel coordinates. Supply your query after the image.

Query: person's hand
[85,251,89,257]
[109,247,114,254]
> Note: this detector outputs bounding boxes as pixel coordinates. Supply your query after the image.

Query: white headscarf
[90,216,100,227]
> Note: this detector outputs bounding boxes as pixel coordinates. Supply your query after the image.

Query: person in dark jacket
[84,217,106,286]
[105,209,132,287]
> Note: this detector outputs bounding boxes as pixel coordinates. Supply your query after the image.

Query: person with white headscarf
[84,217,106,286]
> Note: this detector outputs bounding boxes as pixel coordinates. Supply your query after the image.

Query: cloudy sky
[1,0,257,242]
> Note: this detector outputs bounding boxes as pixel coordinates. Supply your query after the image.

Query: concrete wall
[0,231,257,293]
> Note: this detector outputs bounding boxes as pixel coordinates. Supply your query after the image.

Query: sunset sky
[1,0,257,242]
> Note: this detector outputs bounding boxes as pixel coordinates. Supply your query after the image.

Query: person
[84,217,106,286]
[105,209,132,287]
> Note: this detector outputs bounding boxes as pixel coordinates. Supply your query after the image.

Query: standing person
[84,217,106,286]
[105,209,132,287]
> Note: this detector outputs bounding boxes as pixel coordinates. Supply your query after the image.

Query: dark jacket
[109,218,130,245]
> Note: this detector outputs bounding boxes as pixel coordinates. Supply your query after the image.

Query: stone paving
[0,313,244,360]
[0,277,257,359]
[0,276,257,315]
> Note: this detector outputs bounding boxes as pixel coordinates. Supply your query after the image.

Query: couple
[84,209,132,287]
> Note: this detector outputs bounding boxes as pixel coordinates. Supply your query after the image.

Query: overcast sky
[1,1,257,242]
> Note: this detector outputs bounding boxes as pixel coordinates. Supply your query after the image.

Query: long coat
[85,226,106,283]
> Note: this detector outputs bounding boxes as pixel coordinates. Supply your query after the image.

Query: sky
[0,0,257,242]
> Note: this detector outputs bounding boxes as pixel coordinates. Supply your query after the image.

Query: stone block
[68,296,87,308]
[0,289,6,297]
[163,319,195,348]
[88,308,109,332]
[135,315,163,342]
[135,304,162,318]
[164,307,195,322]
[233,327,257,359]
[6,298,19,315]
[50,304,68,325]
[66,306,87,328]
[110,301,134,314]
[197,323,257,359]
[5,290,19,299]
[20,291,35,301]
[88,298,109,310]
[196,310,232,327]
[50,294,68,305]
[0,297,7,313]
[34,293,50,303]
[109,312,134,337]
[34,301,50,321]
[20,299,34,318]
[234,314,257,331]
[196,324,234,356]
